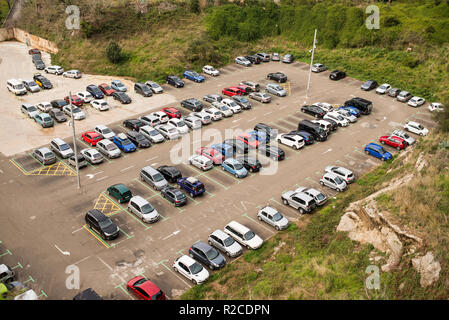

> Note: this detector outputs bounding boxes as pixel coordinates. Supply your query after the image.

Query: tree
[190,0,200,13]
[105,41,123,64]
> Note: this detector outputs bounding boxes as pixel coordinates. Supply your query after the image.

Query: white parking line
[120,165,134,172]
[247,117,256,122]
[146,156,159,162]
[96,176,108,182]
[264,111,272,116]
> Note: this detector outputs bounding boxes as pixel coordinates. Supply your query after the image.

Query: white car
[21,79,40,93]
[376,83,391,94]
[151,111,169,123]
[189,154,213,171]
[276,133,305,150]
[325,166,356,183]
[257,206,289,231]
[224,221,263,250]
[139,125,165,143]
[21,103,39,118]
[311,63,327,73]
[91,99,110,111]
[428,102,444,112]
[63,105,86,120]
[336,109,357,123]
[173,255,210,285]
[190,112,212,125]
[167,118,189,134]
[320,172,347,192]
[221,99,241,113]
[235,56,251,67]
[45,65,64,75]
[404,121,428,136]
[127,196,160,223]
[294,187,327,206]
[96,139,121,159]
[140,113,161,127]
[145,81,163,94]
[211,102,233,117]
[202,65,220,76]
[155,124,180,140]
[311,120,333,133]
[80,148,103,164]
[324,111,349,127]
[77,91,94,103]
[37,101,52,113]
[408,96,426,107]
[62,70,82,78]
[203,107,223,121]
[183,116,202,129]
[313,102,333,112]
[94,125,115,139]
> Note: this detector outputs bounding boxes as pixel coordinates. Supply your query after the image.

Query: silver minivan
[50,138,74,159]
[127,196,160,223]
[208,229,243,258]
[140,166,168,190]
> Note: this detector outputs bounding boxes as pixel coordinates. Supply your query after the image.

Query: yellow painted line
[83,225,110,248]
[9,159,30,175]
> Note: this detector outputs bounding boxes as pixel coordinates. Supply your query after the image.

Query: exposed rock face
[412,252,441,287]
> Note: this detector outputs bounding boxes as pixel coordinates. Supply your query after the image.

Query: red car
[81,131,103,146]
[28,48,41,55]
[379,135,407,150]
[222,87,242,97]
[126,276,166,300]
[161,107,181,119]
[64,95,84,107]
[237,133,259,148]
[236,85,251,95]
[98,83,116,96]
[196,147,224,165]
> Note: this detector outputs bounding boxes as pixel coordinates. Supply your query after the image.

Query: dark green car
[107,184,132,203]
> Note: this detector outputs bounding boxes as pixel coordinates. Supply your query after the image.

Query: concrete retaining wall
[0,27,58,54]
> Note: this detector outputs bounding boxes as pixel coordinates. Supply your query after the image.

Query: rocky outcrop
[412,252,441,287]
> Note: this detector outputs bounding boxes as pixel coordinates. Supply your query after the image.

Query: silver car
[392,129,415,145]
[140,166,168,190]
[145,81,163,94]
[68,154,87,168]
[265,83,287,97]
[21,103,39,118]
[203,94,222,103]
[212,102,233,117]
[325,166,356,184]
[63,105,86,120]
[184,116,202,129]
[203,108,223,121]
[336,109,357,123]
[190,112,212,125]
[155,124,180,140]
[320,172,347,192]
[281,190,316,214]
[94,125,115,139]
[97,139,121,159]
[50,138,74,159]
[257,206,289,230]
[249,92,271,103]
[80,148,103,164]
[295,187,327,206]
[22,79,40,93]
[33,147,56,165]
[208,229,243,258]
[311,63,327,73]
[189,155,213,171]
[235,56,251,67]
[128,196,160,223]
[139,125,165,143]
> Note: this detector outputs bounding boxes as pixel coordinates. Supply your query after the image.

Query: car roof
[87,209,107,220]
[407,121,421,126]
[178,255,196,267]
[211,229,230,240]
[117,133,127,139]
[226,220,249,233]
[38,147,52,153]
[130,195,147,206]
[192,241,212,252]
[52,138,66,145]
[261,206,278,215]
[111,183,130,193]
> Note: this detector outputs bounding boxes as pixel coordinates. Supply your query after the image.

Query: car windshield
[178,121,186,126]
[272,212,283,221]
[247,136,256,142]
[55,111,63,116]
[243,231,255,241]
[106,144,116,151]
[141,203,154,214]
[60,144,70,151]
[153,173,165,182]
[99,218,113,229]
[190,262,203,275]
[234,163,243,170]
[205,248,219,260]
[73,108,81,113]
[115,82,124,87]
[223,236,235,247]
[149,130,159,136]
[221,106,229,111]
[240,98,248,103]
[93,153,101,159]
[100,102,108,106]
[316,193,325,200]
[122,138,132,145]
[29,81,37,86]
[102,128,111,134]
[44,152,53,158]
[380,85,388,89]
[262,94,270,98]
[334,176,344,184]
[418,124,424,130]
[29,106,37,112]
[136,135,146,141]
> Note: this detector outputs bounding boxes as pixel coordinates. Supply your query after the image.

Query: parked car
[81,131,103,146]
[111,80,127,92]
[107,184,132,203]
[144,81,163,94]
[22,79,40,93]
[379,135,407,150]
[329,70,346,80]
[80,148,104,164]
[232,95,252,109]
[397,91,413,102]
[222,87,242,97]
[139,125,165,143]
[64,95,84,107]
[276,133,304,150]
[224,221,263,250]
[239,81,260,92]
[177,177,206,197]
[91,100,109,111]
[33,58,45,70]
[254,123,277,140]
[258,144,285,161]
[311,119,333,133]
[221,158,248,178]
[134,83,152,97]
[161,186,187,206]
[248,130,270,143]
[376,83,391,94]
[404,121,428,136]
[208,230,243,258]
[428,102,444,112]
[237,133,259,149]
[112,92,132,104]
[282,54,294,63]
[408,96,426,107]
[155,124,180,140]
[167,118,189,134]
[196,147,224,165]
[223,139,250,155]
[123,119,145,131]
[222,99,242,113]
[245,54,262,64]
[126,131,151,148]
[127,196,160,223]
[49,108,67,122]
[271,53,280,61]
[189,155,213,171]
[267,72,287,83]
[320,172,348,191]
[189,241,226,270]
[256,52,271,62]
[173,255,209,284]
[166,75,184,88]
[311,63,328,73]
[77,91,94,103]
[212,102,233,117]
[202,65,220,76]
[266,83,287,96]
[392,129,416,145]
[63,70,82,79]
[235,56,251,67]
[325,166,356,184]
[34,113,54,128]
[68,154,87,169]
[297,120,328,141]
[112,133,137,153]
[140,166,168,190]
[157,165,182,183]
[364,143,393,161]
[211,143,233,158]
[161,107,181,119]
[184,70,205,83]
[336,109,357,123]
[94,125,116,140]
[234,156,261,173]
[203,94,222,103]
[289,130,314,145]
[236,84,251,95]
[344,97,373,115]
[324,111,349,127]
[33,73,52,89]
[96,139,121,158]
[257,206,289,230]
[28,48,41,55]
[126,276,165,300]
[183,116,202,130]
[338,105,360,117]
[281,189,316,213]
[33,147,56,165]
[140,114,161,127]
[301,105,325,118]
[50,99,67,110]
[85,209,119,240]
[98,83,115,96]
[294,187,327,206]
[189,112,212,125]
[203,108,223,121]
[181,98,203,112]
[48,139,72,163]
[249,92,271,103]
[361,79,378,91]
[44,65,64,75]
[63,105,86,120]
[388,88,401,97]
[151,111,169,123]
[36,101,52,113]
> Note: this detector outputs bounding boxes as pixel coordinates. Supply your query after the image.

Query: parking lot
[0,40,437,299]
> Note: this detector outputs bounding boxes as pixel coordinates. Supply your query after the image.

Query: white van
[7,79,27,95]
[224,221,263,250]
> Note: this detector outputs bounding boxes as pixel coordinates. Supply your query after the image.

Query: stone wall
[0,27,58,54]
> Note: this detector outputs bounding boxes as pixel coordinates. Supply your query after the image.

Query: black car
[289,130,314,145]
[257,144,285,161]
[157,165,182,183]
[112,91,132,104]
[232,96,252,110]
[245,55,262,64]
[50,99,68,110]
[297,120,327,142]
[329,70,346,81]
[166,75,184,88]
[33,73,53,89]
[126,131,151,148]
[86,85,104,99]
[73,288,103,300]
[161,186,187,206]
[235,156,262,173]
[254,123,277,140]
[85,209,119,240]
[267,72,287,83]
[223,139,249,154]
[181,98,203,112]
[361,79,378,91]
[49,108,67,122]
[301,105,326,118]
[123,119,145,131]
[322,118,338,131]
[134,83,153,97]
[189,241,226,270]
[344,97,373,115]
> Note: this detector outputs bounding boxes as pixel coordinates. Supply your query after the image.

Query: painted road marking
[54,244,70,256]
[120,165,135,173]
[242,213,275,234]
[162,230,181,240]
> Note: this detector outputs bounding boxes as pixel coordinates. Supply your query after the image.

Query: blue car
[111,80,127,92]
[177,177,205,197]
[34,113,54,128]
[86,84,104,99]
[296,131,314,145]
[364,143,392,161]
[112,133,136,153]
[221,158,248,178]
[211,143,234,158]
[338,105,361,117]
[248,130,270,143]
[183,70,205,83]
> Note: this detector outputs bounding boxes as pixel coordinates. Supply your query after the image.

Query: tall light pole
[306,29,317,99]
[69,92,81,189]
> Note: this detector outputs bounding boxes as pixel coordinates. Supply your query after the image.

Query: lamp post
[306,29,318,99]
[68,92,81,189]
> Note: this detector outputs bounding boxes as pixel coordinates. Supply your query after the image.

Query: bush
[105,41,123,64]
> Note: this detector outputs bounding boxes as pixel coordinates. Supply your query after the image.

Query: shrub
[105,41,123,64]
